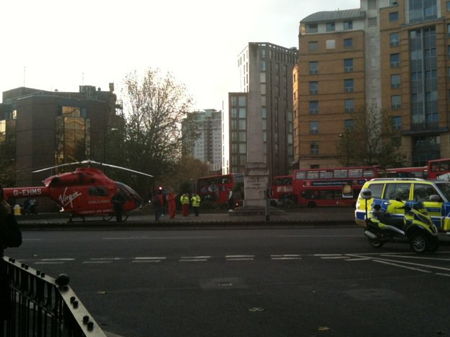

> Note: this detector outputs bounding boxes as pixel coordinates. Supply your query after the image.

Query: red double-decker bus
[385,166,427,178]
[293,166,382,207]
[427,158,450,179]
[271,175,295,204]
[196,173,244,205]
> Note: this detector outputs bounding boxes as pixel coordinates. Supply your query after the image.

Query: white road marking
[320,256,348,260]
[179,259,208,262]
[41,258,75,261]
[82,261,113,264]
[380,254,450,262]
[314,254,344,257]
[373,260,432,273]
[271,254,302,260]
[90,257,124,261]
[34,262,65,265]
[346,257,372,261]
[435,273,450,277]
[132,260,162,263]
[134,257,167,260]
[226,258,254,261]
[371,256,450,273]
[226,255,255,258]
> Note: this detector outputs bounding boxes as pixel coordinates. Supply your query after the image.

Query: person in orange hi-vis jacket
[167,189,177,219]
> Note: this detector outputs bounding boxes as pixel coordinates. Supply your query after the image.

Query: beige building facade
[295,0,450,169]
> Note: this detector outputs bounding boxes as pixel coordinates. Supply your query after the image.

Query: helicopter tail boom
[4,186,49,200]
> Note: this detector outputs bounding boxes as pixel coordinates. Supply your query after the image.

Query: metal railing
[0,256,107,337]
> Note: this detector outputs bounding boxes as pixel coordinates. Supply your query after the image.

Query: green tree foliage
[336,106,405,168]
[159,156,210,193]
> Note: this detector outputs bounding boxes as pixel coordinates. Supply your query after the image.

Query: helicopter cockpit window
[89,186,109,196]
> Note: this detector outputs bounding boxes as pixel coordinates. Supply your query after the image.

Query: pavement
[15,207,356,229]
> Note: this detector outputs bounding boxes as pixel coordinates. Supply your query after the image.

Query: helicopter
[3,160,153,222]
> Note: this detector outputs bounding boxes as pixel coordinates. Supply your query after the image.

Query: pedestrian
[180,192,190,216]
[0,185,22,322]
[228,190,235,212]
[111,190,126,222]
[191,193,201,216]
[167,189,177,219]
[152,187,165,221]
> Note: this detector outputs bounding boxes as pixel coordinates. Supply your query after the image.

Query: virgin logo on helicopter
[59,188,82,209]
[3,160,153,221]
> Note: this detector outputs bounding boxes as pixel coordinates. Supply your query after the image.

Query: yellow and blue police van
[355,178,450,233]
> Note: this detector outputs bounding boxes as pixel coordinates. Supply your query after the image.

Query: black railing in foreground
[1,256,107,337]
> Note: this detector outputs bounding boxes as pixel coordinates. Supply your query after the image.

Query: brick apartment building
[295,0,450,169]
[0,85,118,186]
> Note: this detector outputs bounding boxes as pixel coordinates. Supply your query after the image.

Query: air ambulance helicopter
[3,160,153,222]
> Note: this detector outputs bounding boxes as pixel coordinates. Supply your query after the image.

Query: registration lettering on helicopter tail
[12,188,43,197]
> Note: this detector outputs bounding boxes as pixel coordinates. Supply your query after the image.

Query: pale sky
[1,0,359,111]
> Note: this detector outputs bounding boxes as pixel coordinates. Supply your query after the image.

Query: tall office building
[183,109,222,172]
[0,85,118,186]
[295,0,450,168]
[229,42,298,177]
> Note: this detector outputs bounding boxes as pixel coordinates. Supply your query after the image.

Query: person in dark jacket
[0,185,21,322]
[111,191,126,222]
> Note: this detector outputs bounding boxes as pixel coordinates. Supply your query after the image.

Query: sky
[1,0,359,111]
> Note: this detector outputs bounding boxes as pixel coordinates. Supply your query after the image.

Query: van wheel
[409,233,428,254]
[368,238,384,248]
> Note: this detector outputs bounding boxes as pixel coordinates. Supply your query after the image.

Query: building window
[409,0,437,23]
[368,0,376,9]
[344,58,353,72]
[391,74,401,88]
[343,38,353,48]
[344,119,354,129]
[309,81,318,95]
[308,41,318,51]
[238,119,246,130]
[260,61,266,72]
[392,116,402,130]
[391,95,401,110]
[238,108,246,118]
[344,99,354,112]
[326,40,336,49]
[389,12,399,22]
[343,20,353,30]
[238,96,246,106]
[310,142,319,155]
[344,79,354,93]
[326,22,335,32]
[239,143,246,154]
[368,17,378,27]
[390,32,400,46]
[306,24,318,33]
[309,61,318,74]
[309,101,319,114]
[390,53,400,67]
[448,1,450,11]
[310,121,319,134]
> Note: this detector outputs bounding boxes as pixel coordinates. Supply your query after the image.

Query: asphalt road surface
[6,226,450,337]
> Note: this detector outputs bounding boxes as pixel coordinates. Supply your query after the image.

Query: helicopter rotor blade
[96,162,154,178]
[32,161,82,173]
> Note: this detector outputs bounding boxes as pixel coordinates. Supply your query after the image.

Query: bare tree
[120,69,193,193]
[336,106,405,168]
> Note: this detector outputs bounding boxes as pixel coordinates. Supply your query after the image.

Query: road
[6,226,450,337]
